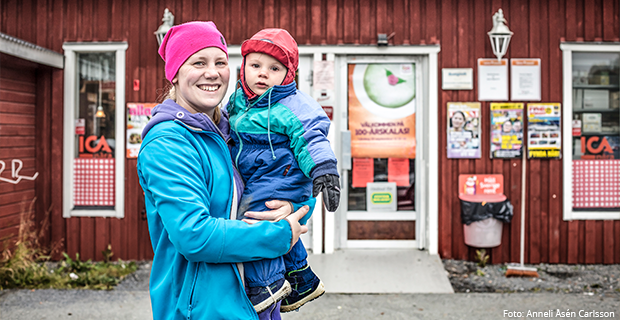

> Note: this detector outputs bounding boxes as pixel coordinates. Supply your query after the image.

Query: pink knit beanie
[158,21,228,82]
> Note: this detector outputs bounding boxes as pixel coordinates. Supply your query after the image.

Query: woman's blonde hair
[160,83,221,125]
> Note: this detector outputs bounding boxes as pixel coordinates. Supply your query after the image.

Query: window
[62,43,128,218]
[561,43,620,220]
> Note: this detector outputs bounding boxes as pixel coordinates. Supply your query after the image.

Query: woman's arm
[138,133,303,263]
[243,198,316,225]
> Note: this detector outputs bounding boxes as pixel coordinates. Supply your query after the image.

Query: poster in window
[490,103,524,159]
[348,63,416,159]
[527,103,562,159]
[447,102,481,159]
[127,103,156,158]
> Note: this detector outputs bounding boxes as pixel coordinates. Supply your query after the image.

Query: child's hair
[160,83,221,124]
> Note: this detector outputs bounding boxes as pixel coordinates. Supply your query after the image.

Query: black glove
[312,174,341,212]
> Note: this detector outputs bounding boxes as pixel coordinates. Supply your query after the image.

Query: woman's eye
[194,61,205,66]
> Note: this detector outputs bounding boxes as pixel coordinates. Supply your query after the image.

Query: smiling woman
[136,21,309,320]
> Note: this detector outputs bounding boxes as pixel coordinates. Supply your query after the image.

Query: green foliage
[0,199,136,290]
[1,249,137,291]
[475,249,490,268]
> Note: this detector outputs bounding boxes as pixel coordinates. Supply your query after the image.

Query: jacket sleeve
[138,132,292,264]
[278,93,339,180]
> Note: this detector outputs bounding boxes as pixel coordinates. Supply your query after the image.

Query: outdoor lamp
[154,8,175,47]
[487,9,513,61]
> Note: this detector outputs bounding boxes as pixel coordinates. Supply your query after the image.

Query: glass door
[345,58,421,248]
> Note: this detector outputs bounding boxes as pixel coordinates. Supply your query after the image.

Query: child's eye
[251,63,260,68]
[270,66,280,72]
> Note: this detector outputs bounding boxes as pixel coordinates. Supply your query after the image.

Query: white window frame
[62,42,128,218]
[560,42,620,220]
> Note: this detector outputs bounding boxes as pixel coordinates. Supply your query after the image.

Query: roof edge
[0,32,64,69]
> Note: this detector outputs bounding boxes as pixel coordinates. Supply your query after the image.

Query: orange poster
[352,158,374,188]
[348,64,416,158]
[388,158,410,187]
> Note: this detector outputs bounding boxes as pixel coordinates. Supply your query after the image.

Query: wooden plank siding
[0,0,618,263]
[0,56,38,249]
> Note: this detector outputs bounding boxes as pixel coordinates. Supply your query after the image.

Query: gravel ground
[443,259,620,295]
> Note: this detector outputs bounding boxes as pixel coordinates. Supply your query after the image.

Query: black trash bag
[460,199,513,225]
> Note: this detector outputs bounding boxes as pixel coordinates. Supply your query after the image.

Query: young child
[227,28,340,313]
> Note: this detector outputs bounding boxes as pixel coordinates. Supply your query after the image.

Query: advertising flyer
[511,59,541,101]
[447,102,481,159]
[348,63,416,159]
[490,103,524,159]
[126,103,156,158]
[478,59,508,101]
[527,103,562,159]
[351,158,374,188]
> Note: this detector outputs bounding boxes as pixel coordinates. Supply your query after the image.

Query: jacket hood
[141,99,231,141]
[240,28,299,100]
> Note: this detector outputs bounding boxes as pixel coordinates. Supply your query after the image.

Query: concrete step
[307,249,454,294]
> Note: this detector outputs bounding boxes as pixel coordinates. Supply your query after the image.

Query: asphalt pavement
[1,262,618,320]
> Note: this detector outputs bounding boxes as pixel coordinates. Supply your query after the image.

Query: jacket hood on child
[240,28,299,100]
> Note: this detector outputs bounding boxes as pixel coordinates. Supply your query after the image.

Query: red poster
[352,158,374,188]
[457,174,506,202]
[388,158,410,187]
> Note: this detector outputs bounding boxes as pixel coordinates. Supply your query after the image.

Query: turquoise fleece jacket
[137,100,294,320]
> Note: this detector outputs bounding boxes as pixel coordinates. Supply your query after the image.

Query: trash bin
[460,199,514,248]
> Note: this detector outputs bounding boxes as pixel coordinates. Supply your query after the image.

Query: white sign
[366,182,397,212]
[478,59,508,101]
[442,68,473,90]
[511,59,541,101]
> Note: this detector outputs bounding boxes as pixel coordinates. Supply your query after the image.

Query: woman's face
[502,121,513,133]
[451,112,465,129]
[173,47,230,116]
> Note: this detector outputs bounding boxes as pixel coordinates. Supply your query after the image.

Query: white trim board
[560,42,620,221]
[62,42,128,219]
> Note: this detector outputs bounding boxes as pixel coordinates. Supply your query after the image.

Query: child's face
[244,52,287,96]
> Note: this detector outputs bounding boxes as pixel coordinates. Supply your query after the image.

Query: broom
[505,151,539,278]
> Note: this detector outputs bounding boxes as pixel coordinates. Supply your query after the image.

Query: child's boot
[246,278,291,313]
[280,264,325,312]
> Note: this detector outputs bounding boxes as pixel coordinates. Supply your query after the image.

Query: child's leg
[283,240,308,272]
[281,240,325,312]
[244,257,291,313]
[244,257,285,288]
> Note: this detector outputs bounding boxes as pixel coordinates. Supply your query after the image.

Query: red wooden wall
[0,55,38,249]
[0,0,618,263]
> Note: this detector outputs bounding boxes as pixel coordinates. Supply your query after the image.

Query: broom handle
[520,150,527,267]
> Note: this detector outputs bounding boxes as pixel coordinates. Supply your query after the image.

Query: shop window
[561,43,620,220]
[62,43,128,218]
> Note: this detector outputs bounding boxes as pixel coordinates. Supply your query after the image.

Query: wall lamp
[154,8,175,47]
[487,9,513,61]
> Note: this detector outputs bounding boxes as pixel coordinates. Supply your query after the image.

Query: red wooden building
[0,0,619,265]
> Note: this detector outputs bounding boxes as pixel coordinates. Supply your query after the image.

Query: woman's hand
[242,200,293,223]
[284,206,309,248]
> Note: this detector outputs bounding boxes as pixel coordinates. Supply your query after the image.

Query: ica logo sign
[581,136,613,159]
[79,135,112,157]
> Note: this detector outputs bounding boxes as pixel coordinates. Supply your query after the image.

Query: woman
[137,21,309,320]
[448,111,473,149]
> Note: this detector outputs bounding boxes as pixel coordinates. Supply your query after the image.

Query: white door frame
[227,45,440,255]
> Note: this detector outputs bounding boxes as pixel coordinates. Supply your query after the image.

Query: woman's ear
[172,76,178,85]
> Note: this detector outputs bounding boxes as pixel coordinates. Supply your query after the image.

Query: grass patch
[0,199,136,290]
